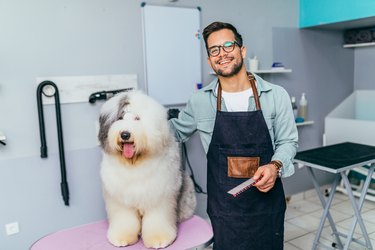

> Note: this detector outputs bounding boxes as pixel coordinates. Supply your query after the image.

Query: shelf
[0,131,5,141]
[343,42,375,48]
[296,120,314,127]
[209,68,292,75]
[252,68,292,74]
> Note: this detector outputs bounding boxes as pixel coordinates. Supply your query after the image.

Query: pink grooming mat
[31,215,213,250]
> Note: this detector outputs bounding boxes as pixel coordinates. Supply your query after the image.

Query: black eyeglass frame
[207,41,241,57]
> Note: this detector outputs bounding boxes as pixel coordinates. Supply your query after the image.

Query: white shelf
[343,42,375,48]
[0,131,6,141]
[296,120,314,127]
[209,68,292,75]
[252,68,292,74]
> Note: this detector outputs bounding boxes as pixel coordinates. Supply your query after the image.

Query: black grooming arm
[89,88,134,103]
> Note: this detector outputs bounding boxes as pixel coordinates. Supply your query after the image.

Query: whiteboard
[142,4,202,105]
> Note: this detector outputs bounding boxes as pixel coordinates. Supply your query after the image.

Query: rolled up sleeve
[271,88,298,178]
[169,98,197,143]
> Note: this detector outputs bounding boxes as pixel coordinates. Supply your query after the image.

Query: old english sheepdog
[98,91,196,248]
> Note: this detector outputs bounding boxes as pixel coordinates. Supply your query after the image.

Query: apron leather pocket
[227,156,259,178]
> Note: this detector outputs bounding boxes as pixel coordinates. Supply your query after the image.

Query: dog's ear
[98,113,112,150]
[98,95,124,151]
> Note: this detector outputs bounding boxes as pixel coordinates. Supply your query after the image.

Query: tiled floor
[205,186,375,249]
[285,186,375,250]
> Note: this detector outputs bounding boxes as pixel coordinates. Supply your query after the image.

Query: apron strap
[217,83,222,111]
[248,73,261,110]
[216,73,261,111]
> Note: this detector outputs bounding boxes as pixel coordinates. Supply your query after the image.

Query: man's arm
[168,98,198,143]
[254,87,298,192]
[271,87,298,177]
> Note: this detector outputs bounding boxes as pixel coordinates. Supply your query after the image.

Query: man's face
[206,29,246,77]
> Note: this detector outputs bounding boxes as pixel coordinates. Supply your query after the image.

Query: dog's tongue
[122,143,135,158]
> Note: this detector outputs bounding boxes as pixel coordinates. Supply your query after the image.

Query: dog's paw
[142,231,176,249]
[107,231,139,247]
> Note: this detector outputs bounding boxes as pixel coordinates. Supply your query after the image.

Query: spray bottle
[298,93,308,121]
[291,96,298,120]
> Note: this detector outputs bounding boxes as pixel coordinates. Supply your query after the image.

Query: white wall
[0,0,298,249]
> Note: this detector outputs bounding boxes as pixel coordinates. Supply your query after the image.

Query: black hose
[36,82,48,158]
[182,142,207,195]
[37,81,69,206]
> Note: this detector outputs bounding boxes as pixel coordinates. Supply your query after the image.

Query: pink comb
[227,176,262,197]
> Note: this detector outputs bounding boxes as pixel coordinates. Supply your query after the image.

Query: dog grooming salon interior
[2,0,375,249]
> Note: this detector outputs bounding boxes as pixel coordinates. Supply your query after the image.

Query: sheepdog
[98,90,196,248]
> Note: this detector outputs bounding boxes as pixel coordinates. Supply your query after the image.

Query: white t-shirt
[222,88,253,112]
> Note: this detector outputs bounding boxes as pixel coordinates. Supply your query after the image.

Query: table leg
[306,167,343,249]
[341,164,374,250]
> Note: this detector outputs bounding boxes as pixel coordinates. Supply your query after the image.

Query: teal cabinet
[300,0,375,28]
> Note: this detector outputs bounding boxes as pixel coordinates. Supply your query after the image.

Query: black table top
[294,142,375,173]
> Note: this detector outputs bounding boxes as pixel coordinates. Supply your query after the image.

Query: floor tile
[344,239,373,250]
[358,233,375,249]
[285,206,304,220]
[304,188,325,199]
[369,231,375,240]
[288,199,323,214]
[285,188,375,248]
[331,200,372,217]
[318,224,366,248]
[284,242,302,250]
[288,213,323,233]
[320,225,342,244]
[290,186,330,202]
[305,191,350,206]
[336,217,375,235]
[332,195,372,209]
[334,224,363,239]
[289,192,307,202]
[288,232,334,250]
[284,221,309,241]
[362,208,375,223]
[362,199,375,211]
[331,192,350,202]
[310,208,352,223]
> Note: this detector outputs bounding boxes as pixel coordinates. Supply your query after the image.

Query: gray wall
[354,46,375,90]
[0,0,299,249]
[271,28,354,194]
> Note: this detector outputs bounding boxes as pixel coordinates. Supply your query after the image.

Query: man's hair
[202,21,243,51]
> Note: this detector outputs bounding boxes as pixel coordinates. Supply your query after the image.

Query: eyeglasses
[207,41,241,57]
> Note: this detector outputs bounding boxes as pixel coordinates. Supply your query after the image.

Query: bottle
[298,93,308,121]
[248,56,259,72]
[291,96,298,119]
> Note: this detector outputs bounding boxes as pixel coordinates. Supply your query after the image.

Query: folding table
[294,142,375,250]
[31,215,213,250]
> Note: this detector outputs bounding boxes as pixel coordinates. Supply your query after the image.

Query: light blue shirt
[169,74,298,177]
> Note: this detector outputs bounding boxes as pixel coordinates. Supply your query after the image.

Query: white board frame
[142,4,202,106]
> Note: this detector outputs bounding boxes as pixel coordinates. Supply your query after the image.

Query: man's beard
[215,57,243,77]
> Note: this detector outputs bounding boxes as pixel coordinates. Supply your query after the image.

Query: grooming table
[295,142,375,250]
[31,215,213,250]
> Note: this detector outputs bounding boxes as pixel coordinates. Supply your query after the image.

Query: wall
[0,0,299,249]
[272,28,354,194]
[354,46,375,90]
[300,0,375,28]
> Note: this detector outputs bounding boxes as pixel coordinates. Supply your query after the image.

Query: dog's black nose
[120,131,131,141]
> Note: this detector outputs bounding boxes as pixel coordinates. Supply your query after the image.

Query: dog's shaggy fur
[98,91,196,248]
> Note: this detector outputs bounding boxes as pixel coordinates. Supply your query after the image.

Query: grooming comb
[227,176,262,197]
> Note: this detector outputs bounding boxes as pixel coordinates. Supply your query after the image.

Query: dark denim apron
[206,74,286,250]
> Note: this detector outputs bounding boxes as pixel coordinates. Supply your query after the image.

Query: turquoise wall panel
[300,0,375,28]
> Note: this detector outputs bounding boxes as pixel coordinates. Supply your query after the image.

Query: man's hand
[253,164,278,192]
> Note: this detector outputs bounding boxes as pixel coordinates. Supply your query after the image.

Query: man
[169,21,298,249]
